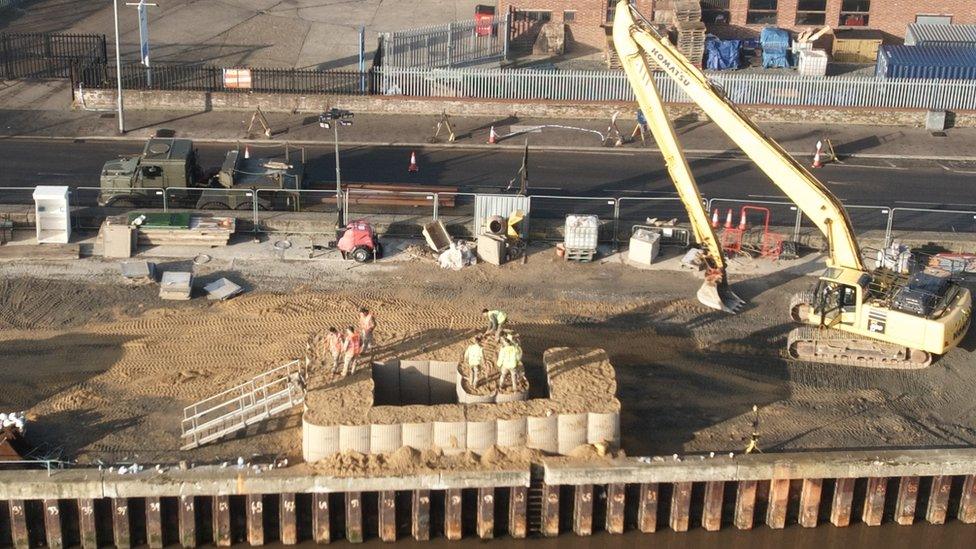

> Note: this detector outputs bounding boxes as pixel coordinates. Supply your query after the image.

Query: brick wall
[498,0,656,52]
[717,0,976,41]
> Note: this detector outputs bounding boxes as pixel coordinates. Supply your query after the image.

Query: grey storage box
[477,233,506,265]
[160,271,193,300]
[629,228,661,266]
[103,224,137,258]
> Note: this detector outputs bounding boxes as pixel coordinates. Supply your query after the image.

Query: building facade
[497,0,976,53]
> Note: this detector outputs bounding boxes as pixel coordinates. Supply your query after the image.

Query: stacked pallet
[672,0,702,22]
[675,20,707,67]
[137,216,235,247]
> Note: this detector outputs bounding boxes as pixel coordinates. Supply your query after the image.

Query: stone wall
[74,88,976,127]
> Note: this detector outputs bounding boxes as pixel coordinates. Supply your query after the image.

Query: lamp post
[112,0,124,133]
[319,108,354,216]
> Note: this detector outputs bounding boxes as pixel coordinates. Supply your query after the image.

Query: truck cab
[99,138,201,207]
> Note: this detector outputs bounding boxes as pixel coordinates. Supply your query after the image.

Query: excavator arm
[612,1,864,272]
[611,2,742,312]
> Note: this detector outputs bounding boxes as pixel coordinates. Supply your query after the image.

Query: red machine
[338,219,382,262]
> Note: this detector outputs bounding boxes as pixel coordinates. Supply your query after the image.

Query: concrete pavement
[0,0,488,70]
[5,81,976,162]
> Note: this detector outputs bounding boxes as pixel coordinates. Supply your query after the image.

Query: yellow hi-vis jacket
[497,345,519,371]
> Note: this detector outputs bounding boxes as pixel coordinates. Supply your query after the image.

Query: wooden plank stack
[137,216,235,247]
[675,20,707,67]
[672,0,702,22]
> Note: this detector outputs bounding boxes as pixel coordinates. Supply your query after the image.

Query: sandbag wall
[303,351,621,462]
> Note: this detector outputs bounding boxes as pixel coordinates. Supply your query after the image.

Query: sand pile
[310,445,542,477]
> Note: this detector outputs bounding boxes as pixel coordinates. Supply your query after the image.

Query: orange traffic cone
[408,151,419,173]
[724,208,733,229]
[811,140,823,169]
[244,145,250,159]
[711,208,720,228]
[487,126,499,144]
[738,210,747,230]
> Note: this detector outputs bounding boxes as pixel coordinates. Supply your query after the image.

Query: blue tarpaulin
[705,36,742,70]
[760,27,791,68]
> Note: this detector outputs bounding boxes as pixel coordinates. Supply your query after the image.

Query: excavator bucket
[697,280,745,313]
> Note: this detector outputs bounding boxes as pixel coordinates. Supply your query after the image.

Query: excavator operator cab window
[816,280,858,326]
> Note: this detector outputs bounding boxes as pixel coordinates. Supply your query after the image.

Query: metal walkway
[180,360,306,450]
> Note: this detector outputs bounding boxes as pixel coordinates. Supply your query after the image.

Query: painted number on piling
[317,500,328,510]
[81,505,94,516]
[149,502,161,512]
[10,505,23,516]
[419,497,430,505]
[250,501,263,514]
[349,499,360,509]
[47,505,59,516]
[218,502,229,512]
[283,500,296,512]
[117,505,128,517]
[451,495,461,506]
[482,495,494,504]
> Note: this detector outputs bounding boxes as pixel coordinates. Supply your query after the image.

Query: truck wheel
[106,197,138,208]
[352,246,371,263]
[199,202,229,210]
[235,202,268,211]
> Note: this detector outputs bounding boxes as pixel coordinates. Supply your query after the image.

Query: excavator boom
[613,2,864,272]
[611,1,743,312]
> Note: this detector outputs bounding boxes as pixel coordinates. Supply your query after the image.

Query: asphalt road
[2,139,975,232]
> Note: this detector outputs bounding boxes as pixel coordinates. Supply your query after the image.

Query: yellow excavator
[612,1,972,368]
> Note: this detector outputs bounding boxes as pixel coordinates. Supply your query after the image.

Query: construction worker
[358,307,377,352]
[342,326,362,376]
[325,327,344,375]
[497,339,520,392]
[631,108,649,146]
[482,308,508,341]
[462,336,485,387]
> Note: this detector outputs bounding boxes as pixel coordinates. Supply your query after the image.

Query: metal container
[905,24,976,47]
[564,214,599,251]
[832,29,883,63]
[876,45,976,80]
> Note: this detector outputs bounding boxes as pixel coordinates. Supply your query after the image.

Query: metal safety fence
[374,66,976,111]
[1,187,974,251]
[76,63,370,95]
[381,16,509,69]
[0,32,107,79]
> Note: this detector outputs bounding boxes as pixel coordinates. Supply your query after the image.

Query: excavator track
[788,291,815,322]
[787,326,932,369]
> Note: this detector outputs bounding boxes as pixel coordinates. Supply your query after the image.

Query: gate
[0,32,107,79]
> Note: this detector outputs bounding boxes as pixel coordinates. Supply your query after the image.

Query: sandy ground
[1,247,975,467]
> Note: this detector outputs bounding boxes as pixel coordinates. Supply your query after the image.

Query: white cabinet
[33,186,71,244]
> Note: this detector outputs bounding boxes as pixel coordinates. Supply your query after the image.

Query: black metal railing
[0,32,106,79]
[76,62,372,95]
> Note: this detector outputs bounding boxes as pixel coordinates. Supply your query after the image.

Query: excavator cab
[812,268,870,327]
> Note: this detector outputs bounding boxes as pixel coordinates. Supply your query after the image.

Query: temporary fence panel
[708,198,800,240]
[889,207,976,244]
[800,204,891,238]
[344,189,439,237]
[527,196,616,242]
[616,197,689,242]
[473,195,531,238]
[437,192,478,238]
[0,32,106,79]
[254,189,340,235]
[382,16,508,69]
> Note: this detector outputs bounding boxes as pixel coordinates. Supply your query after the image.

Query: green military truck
[99,138,305,211]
